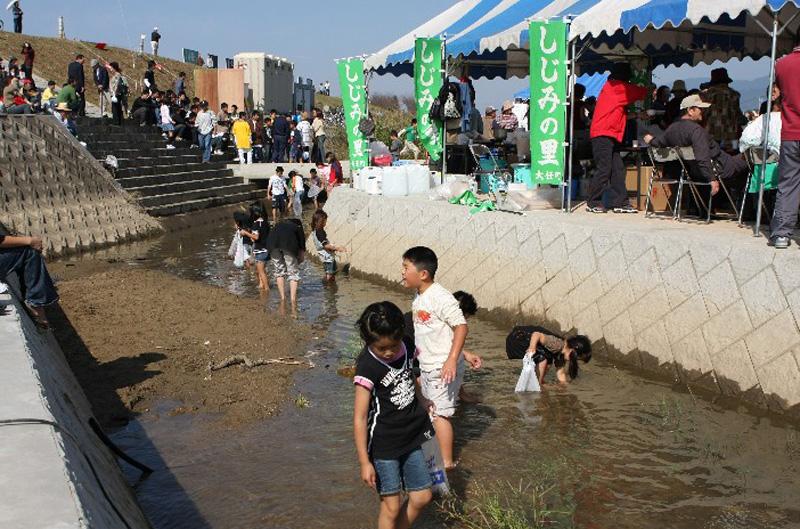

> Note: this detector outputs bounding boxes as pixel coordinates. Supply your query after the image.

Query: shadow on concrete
[48,303,213,529]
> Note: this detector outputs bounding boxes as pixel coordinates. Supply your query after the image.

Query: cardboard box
[626,166,672,212]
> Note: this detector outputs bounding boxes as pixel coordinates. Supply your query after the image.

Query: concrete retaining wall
[0,282,150,529]
[324,187,800,415]
[230,161,351,183]
[0,115,162,257]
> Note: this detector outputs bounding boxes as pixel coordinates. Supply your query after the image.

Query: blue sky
[9,0,769,110]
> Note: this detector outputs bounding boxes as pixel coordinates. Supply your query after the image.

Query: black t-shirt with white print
[354,337,434,460]
[252,218,269,253]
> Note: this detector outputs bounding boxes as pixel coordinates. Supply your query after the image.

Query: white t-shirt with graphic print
[411,282,467,372]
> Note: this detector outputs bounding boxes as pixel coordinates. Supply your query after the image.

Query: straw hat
[55,102,71,112]
[501,100,513,112]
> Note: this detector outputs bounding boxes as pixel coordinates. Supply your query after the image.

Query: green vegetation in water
[339,334,364,367]
[294,394,310,409]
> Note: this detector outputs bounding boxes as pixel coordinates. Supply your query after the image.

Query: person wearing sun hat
[54,102,77,136]
[665,79,688,125]
[702,67,745,147]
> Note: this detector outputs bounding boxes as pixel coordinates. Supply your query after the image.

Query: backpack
[443,92,461,119]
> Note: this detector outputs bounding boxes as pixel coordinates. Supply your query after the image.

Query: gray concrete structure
[231,161,352,184]
[0,115,162,256]
[0,280,150,529]
[323,188,800,415]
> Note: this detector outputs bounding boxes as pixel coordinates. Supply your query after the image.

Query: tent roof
[363,0,800,79]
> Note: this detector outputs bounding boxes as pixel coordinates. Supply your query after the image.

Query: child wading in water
[311,210,346,282]
[353,301,434,529]
[506,326,592,384]
[402,246,468,470]
[239,203,270,290]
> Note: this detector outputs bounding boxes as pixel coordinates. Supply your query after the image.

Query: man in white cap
[150,27,161,56]
[644,94,747,197]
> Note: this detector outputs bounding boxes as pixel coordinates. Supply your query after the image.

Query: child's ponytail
[565,335,592,380]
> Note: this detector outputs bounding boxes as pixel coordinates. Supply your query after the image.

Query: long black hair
[356,301,405,347]
[564,335,592,379]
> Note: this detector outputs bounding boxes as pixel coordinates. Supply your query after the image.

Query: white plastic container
[365,170,382,195]
[358,167,383,192]
[406,165,432,195]
[381,166,409,197]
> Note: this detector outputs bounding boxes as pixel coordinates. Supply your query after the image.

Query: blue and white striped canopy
[513,72,609,99]
[363,0,800,78]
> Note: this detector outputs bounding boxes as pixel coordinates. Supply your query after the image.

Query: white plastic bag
[233,232,247,268]
[514,354,541,393]
[421,437,450,496]
[227,232,238,258]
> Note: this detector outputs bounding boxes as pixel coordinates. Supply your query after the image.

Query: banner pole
[566,28,576,214]
[442,36,448,183]
[754,13,779,237]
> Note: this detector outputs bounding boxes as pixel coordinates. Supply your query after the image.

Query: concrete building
[234,52,294,113]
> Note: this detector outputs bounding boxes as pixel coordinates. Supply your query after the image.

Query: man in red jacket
[769,31,800,249]
[586,63,649,213]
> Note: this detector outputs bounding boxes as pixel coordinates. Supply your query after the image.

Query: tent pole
[442,36,448,183]
[754,13,779,237]
[566,35,577,213]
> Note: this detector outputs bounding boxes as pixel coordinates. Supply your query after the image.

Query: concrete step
[91,146,199,160]
[115,161,230,178]
[86,138,168,151]
[117,168,235,188]
[145,189,267,216]
[137,183,260,208]
[125,176,245,198]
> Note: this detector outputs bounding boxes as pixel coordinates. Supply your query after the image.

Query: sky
[9,0,771,110]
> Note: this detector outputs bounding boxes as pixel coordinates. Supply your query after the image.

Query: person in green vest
[56,78,80,111]
[397,118,421,159]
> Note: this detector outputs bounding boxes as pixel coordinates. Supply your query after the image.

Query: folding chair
[674,146,738,223]
[645,146,680,219]
[469,143,511,201]
[738,148,779,227]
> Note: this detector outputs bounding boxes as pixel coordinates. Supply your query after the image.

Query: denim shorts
[161,123,175,132]
[324,260,337,275]
[272,194,286,211]
[373,446,432,496]
[254,251,269,262]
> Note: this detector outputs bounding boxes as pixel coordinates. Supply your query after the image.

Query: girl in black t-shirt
[353,301,434,528]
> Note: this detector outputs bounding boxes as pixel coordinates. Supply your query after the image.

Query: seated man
[643,94,748,196]
[0,226,59,329]
[130,89,156,126]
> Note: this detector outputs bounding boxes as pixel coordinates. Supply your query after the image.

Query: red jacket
[589,80,648,142]
[777,47,800,141]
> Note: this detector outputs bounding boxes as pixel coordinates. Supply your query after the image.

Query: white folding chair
[738,148,779,227]
[645,146,680,219]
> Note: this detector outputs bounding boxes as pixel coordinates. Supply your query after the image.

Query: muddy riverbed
[51,209,800,529]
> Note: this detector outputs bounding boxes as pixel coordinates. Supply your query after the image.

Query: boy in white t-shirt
[401,246,467,470]
[267,166,288,223]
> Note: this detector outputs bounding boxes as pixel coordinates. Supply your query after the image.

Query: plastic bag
[228,232,238,258]
[233,232,247,268]
[421,437,450,496]
[514,354,541,393]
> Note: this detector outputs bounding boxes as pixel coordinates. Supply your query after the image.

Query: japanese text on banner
[529,21,567,186]
[336,58,369,171]
[414,38,443,161]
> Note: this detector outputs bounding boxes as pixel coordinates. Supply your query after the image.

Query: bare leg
[378,494,403,529]
[256,261,269,290]
[398,489,433,529]
[432,416,456,468]
[276,276,286,301]
[272,207,277,223]
[289,279,299,306]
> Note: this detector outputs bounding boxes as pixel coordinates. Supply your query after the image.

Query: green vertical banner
[337,58,369,171]
[529,20,568,186]
[414,38,444,161]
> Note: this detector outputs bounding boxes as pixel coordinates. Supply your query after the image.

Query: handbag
[428,97,443,122]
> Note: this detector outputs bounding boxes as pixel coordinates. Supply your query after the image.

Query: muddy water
[76,215,799,529]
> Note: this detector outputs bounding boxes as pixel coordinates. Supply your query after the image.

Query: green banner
[529,20,568,186]
[414,38,444,161]
[337,58,369,171]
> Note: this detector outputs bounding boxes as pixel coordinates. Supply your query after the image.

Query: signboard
[225,58,234,69]
[414,38,444,161]
[182,48,199,65]
[336,58,369,171]
[207,54,219,69]
[529,20,567,186]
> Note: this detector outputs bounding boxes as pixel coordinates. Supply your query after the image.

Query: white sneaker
[213,150,224,155]
[166,144,176,150]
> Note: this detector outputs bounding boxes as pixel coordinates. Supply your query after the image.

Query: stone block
[636,320,675,368]
[702,299,753,355]
[728,247,774,285]
[541,268,574,310]
[621,232,652,263]
[661,254,701,309]
[564,225,591,252]
[672,328,714,380]
[517,232,543,263]
[520,289,544,318]
[699,260,740,316]
[595,243,626,292]
[744,309,800,368]
[628,285,670,334]
[626,248,661,301]
[756,352,800,409]
[541,234,568,279]
[568,239,598,284]
[591,228,622,258]
[739,267,788,328]
[545,300,573,333]
[568,273,604,315]
[597,278,635,325]
[654,238,689,269]
[709,340,759,395]
[602,311,637,360]
[772,251,800,294]
[663,293,709,345]
[573,302,603,341]
[538,221,563,248]
[689,243,730,278]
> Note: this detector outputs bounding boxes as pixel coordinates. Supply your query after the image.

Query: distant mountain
[672,76,770,112]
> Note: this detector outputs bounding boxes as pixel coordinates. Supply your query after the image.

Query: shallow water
[71,214,800,529]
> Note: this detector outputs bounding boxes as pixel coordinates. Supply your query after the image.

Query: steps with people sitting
[76,117,265,216]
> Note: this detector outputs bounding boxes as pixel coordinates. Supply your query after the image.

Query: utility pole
[58,16,65,38]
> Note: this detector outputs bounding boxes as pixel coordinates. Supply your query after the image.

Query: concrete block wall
[323,188,800,416]
[0,282,150,529]
[0,115,162,256]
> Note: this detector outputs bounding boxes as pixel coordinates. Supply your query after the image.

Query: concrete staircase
[77,118,265,216]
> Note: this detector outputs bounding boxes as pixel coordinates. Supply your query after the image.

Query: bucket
[407,165,432,195]
[381,166,409,197]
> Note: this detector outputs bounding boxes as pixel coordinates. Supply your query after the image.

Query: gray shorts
[420,362,465,418]
[271,249,300,281]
